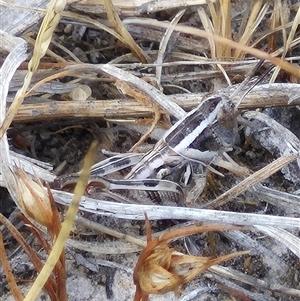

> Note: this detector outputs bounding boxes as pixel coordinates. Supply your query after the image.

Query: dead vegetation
[0,0,300,301]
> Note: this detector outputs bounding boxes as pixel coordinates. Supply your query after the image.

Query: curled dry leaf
[133,214,249,301]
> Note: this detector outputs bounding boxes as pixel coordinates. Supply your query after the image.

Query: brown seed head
[14,166,53,228]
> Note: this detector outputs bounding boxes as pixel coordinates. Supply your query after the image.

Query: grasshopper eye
[217,100,236,130]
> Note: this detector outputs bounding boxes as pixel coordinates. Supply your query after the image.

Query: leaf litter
[0,1,300,301]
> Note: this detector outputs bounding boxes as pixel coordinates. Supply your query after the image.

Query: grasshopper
[54,92,244,205]
[124,61,267,183]
[56,63,267,205]
[125,94,238,180]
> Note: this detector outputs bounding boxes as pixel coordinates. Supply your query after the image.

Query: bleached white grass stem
[52,190,300,229]
[0,31,28,207]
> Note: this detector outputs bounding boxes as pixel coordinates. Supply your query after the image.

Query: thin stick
[203,154,298,209]
[23,141,97,301]
[0,213,57,299]
[123,19,300,78]
[52,189,300,228]
[12,83,300,122]
[0,231,23,301]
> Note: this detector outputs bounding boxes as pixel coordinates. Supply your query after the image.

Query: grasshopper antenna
[231,60,273,110]
[230,59,265,99]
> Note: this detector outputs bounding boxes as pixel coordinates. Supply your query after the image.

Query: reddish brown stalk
[0,213,57,300]
[0,231,23,301]
[18,214,52,253]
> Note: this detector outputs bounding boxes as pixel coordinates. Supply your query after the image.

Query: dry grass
[0,1,300,300]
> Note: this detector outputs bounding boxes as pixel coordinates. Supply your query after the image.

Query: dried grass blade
[222,229,288,273]
[0,32,28,209]
[20,211,67,300]
[123,18,300,78]
[212,273,276,301]
[178,287,216,301]
[104,0,148,63]
[270,5,300,82]
[100,64,187,119]
[250,184,300,214]
[206,0,218,31]
[253,226,300,258]
[268,0,281,52]
[197,5,232,84]
[146,0,211,13]
[67,238,142,254]
[76,216,146,247]
[63,10,124,42]
[234,1,269,58]
[52,189,300,228]
[278,0,289,49]
[156,9,186,85]
[0,0,67,139]
[158,224,244,244]
[219,0,231,58]
[0,231,23,301]
[203,154,298,209]
[235,4,251,41]
[23,141,97,301]
[198,7,216,58]
[24,62,183,120]
[0,1,48,35]
[210,264,300,297]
